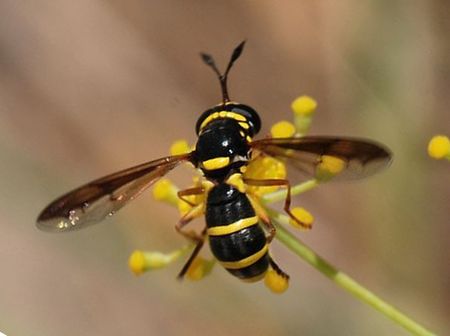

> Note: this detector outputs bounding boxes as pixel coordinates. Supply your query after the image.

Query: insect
[37,41,391,284]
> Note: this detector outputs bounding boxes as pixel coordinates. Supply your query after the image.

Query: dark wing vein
[250,136,392,180]
[37,153,192,232]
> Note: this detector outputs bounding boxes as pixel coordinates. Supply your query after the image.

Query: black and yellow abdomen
[206,183,269,282]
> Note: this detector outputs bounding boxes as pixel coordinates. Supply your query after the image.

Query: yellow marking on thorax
[239,122,250,129]
[226,173,246,193]
[201,157,230,170]
[207,216,259,236]
[200,111,248,131]
[219,244,268,269]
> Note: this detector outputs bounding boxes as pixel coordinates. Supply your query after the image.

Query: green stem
[273,216,436,336]
[261,179,319,203]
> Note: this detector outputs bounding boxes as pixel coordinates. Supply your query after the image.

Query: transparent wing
[250,136,392,180]
[37,153,192,232]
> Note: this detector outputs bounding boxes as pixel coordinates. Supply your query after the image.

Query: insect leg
[177,228,207,280]
[177,186,205,207]
[175,202,204,241]
[269,255,290,280]
[244,178,312,229]
[248,194,276,243]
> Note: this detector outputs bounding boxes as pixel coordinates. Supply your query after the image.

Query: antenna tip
[231,40,246,62]
[200,52,213,65]
[238,40,247,49]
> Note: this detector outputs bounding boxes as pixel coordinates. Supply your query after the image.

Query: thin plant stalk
[271,210,435,336]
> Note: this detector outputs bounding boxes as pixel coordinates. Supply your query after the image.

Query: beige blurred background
[0,1,449,335]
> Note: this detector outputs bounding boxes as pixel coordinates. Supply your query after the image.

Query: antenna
[200,40,246,104]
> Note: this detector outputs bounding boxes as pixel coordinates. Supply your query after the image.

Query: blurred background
[0,1,448,335]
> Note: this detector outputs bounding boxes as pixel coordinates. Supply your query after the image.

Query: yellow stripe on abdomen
[219,244,268,269]
[207,216,258,236]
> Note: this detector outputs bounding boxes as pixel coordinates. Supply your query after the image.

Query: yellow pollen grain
[177,195,194,215]
[289,207,314,228]
[319,155,345,174]
[291,95,317,116]
[170,140,191,155]
[128,250,146,275]
[270,121,296,138]
[152,179,176,201]
[245,156,286,195]
[264,269,289,294]
[428,135,450,159]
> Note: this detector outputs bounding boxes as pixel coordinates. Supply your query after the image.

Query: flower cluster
[129,95,324,294]
[126,96,436,333]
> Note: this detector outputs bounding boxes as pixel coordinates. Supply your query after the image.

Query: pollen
[264,268,289,294]
[177,194,196,215]
[186,257,215,281]
[170,139,191,156]
[289,207,314,229]
[428,135,450,159]
[245,156,287,195]
[316,155,346,181]
[152,178,178,206]
[176,177,208,215]
[270,121,296,138]
[291,95,317,116]
[129,250,147,275]
[128,249,186,275]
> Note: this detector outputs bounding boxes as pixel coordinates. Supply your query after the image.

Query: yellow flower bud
[170,139,191,156]
[264,269,289,294]
[245,156,287,196]
[291,95,317,135]
[315,155,346,181]
[128,250,147,275]
[152,179,179,205]
[291,95,317,116]
[270,121,296,138]
[428,135,450,159]
[128,248,187,276]
[289,207,314,229]
[177,195,196,216]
